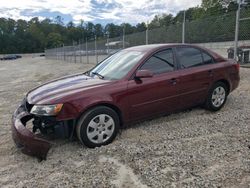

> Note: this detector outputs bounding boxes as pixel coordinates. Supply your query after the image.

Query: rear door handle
[208,70,213,76]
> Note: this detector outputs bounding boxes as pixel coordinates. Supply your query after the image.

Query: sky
[0,0,201,25]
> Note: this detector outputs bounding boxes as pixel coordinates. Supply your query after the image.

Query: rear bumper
[11,105,51,160]
[230,73,240,92]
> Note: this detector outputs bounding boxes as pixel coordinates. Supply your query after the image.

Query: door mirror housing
[135,70,153,79]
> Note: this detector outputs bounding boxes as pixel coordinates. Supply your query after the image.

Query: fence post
[234,0,241,60]
[60,46,63,61]
[80,44,82,64]
[59,46,61,60]
[63,44,65,61]
[56,47,58,60]
[182,10,186,43]
[107,33,110,55]
[86,38,89,64]
[123,26,125,48]
[95,35,98,64]
[74,42,76,63]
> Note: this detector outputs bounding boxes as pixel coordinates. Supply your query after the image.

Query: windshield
[89,50,145,80]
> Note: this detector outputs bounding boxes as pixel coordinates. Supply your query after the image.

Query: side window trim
[173,47,181,70]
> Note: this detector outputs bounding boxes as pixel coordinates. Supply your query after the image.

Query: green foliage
[47,33,63,48]
[0,0,250,53]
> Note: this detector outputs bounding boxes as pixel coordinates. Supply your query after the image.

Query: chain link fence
[45,9,250,64]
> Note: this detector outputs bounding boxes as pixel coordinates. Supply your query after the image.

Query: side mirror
[135,69,153,79]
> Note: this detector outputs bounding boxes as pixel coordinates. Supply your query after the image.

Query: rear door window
[176,47,203,68]
[202,52,214,64]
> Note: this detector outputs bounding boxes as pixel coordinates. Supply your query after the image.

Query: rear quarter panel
[211,60,240,93]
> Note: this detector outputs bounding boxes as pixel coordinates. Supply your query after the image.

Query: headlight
[30,104,63,116]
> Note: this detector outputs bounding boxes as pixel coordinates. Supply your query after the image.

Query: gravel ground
[0,57,249,188]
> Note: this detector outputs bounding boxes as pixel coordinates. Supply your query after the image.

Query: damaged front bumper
[11,103,51,160]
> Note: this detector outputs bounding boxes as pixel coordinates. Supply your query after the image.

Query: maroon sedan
[12,44,240,159]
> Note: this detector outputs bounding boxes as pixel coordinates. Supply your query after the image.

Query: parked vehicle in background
[1,55,17,60]
[0,54,22,60]
[15,55,22,59]
[11,44,240,160]
[227,46,250,64]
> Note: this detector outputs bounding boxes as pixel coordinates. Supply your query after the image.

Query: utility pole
[234,0,241,60]
[182,10,186,44]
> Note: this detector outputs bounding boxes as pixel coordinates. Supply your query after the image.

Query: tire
[205,82,228,111]
[76,106,120,148]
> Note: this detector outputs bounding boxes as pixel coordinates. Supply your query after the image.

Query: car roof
[124,43,225,61]
[125,43,203,52]
[125,44,173,52]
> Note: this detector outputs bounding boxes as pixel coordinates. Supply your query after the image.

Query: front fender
[56,95,119,121]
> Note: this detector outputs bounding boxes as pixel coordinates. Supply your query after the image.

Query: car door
[127,48,181,121]
[175,47,215,108]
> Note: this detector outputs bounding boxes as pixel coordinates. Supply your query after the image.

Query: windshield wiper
[91,72,104,79]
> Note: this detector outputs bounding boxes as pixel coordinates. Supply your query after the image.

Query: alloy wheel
[86,114,115,144]
[211,86,226,108]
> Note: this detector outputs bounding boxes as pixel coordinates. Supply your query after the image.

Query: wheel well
[77,103,123,127]
[216,79,230,94]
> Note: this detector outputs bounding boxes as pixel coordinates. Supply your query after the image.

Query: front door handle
[170,78,178,85]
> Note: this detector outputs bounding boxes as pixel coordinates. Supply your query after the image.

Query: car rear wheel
[76,106,120,148]
[205,82,228,111]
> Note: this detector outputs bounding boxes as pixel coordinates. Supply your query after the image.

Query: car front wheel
[76,106,120,148]
[205,82,228,111]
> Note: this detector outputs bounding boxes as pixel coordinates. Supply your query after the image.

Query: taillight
[234,63,240,71]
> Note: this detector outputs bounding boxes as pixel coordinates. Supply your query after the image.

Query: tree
[135,22,147,32]
[202,0,221,9]
[0,1,250,54]
[94,24,103,38]
[54,16,64,26]
[158,14,173,27]
[47,33,63,48]
[105,23,122,38]
[86,22,95,39]
[148,15,161,29]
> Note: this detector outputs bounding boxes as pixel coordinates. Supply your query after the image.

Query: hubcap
[211,86,226,108]
[87,114,115,144]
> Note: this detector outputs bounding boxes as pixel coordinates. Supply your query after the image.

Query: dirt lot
[0,57,249,188]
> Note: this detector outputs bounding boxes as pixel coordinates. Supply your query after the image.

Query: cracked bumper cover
[11,106,51,160]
